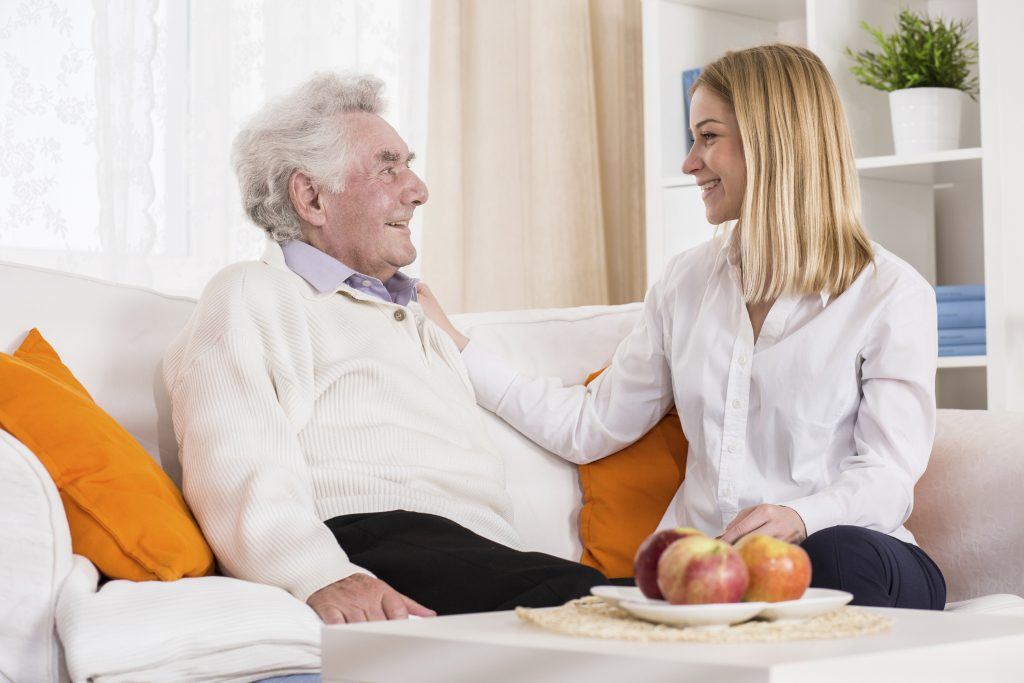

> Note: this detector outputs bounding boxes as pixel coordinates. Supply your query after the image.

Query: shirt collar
[277,239,418,305]
[720,225,830,307]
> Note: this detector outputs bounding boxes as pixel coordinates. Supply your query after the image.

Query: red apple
[657,535,749,604]
[735,534,812,602]
[633,527,704,599]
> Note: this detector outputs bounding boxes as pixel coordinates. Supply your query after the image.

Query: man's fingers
[318,605,346,625]
[364,602,388,622]
[382,592,410,620]
[344,608,368,624]
[400,593,437,617]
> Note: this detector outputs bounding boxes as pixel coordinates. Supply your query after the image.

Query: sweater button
[394,310,406,322]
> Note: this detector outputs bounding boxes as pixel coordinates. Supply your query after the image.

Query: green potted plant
[846,8,978,155]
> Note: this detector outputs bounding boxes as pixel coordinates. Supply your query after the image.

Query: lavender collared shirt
[281,239,418,306]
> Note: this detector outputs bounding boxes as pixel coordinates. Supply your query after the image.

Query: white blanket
[56,556,320,683]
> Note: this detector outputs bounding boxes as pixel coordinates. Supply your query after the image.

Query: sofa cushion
[0,329,214,582]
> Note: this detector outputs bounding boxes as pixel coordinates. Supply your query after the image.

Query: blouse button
[394,310,406,322]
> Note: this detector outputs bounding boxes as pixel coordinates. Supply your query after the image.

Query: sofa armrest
[0,430,73,683]
[907,409,1024,603]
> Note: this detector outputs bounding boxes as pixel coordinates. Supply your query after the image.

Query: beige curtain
[422,0,645,313]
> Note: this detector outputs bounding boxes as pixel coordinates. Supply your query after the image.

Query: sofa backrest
[3,260,1022,602]
[0,261,196,488]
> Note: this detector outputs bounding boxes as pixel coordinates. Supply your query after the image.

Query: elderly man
[163,72,607,624]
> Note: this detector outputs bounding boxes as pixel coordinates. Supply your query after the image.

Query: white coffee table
[322,606,1024,682]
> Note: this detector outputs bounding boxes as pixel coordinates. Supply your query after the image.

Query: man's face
[312,112,428,280]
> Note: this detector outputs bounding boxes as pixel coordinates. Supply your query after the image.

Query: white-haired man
[164,73,608,624]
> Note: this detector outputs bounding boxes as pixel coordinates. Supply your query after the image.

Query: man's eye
[383,167,396,175]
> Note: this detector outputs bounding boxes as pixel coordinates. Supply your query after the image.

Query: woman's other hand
[416,282,470,351]
[720,504,807,545]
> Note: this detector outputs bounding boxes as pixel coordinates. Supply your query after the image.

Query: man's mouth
[385,220,410,229]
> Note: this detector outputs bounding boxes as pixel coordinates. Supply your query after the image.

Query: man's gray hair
[231,72,386,243]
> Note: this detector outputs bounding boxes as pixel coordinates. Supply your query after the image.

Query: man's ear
[289,170,326,227]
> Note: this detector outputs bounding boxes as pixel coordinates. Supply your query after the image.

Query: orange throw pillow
[578,369,687,579]
[0,329,214,581]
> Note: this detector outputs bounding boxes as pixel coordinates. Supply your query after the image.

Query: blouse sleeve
[461,275,676,465]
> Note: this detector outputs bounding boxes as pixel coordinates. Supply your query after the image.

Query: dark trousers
[801,525,946,610]
[325,510,608,616]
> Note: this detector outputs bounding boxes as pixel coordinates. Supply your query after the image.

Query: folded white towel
[56,556,320,683]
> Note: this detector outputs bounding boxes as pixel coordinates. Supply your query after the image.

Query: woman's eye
[701,132,716,142]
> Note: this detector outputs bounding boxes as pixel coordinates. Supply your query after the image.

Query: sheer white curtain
[0,0,431,296]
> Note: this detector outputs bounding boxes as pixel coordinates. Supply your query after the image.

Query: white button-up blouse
[462,228,938,544]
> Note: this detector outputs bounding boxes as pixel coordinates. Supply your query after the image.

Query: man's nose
[406,171,428,206]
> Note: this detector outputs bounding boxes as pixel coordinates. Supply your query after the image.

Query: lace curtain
[0,0,431,296]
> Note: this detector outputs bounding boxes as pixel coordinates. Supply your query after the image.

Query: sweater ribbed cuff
[291,559,376,604]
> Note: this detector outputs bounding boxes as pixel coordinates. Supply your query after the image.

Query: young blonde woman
[417,44,946,610]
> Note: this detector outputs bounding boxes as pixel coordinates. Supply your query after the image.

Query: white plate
[619,598,767,629]
[757,588,853,622]
[588,585,854,628]
[589,585,651,608]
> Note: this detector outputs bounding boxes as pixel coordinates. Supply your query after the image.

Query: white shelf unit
[938,355,987,369]
[641,0,1024,411]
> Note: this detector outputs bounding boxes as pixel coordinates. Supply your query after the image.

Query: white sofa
[2,260,1023,683]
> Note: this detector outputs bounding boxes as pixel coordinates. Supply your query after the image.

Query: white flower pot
[888,87,965,155]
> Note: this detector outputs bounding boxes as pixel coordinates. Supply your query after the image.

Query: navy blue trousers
[801,525,946,610]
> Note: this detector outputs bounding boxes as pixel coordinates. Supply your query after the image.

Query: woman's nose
[682,143,702,176]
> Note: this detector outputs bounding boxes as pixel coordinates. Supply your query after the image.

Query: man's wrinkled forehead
[336,111,412,165]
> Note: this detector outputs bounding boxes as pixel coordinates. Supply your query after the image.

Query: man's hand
[719,504,807,545]
[416,282,470,351]
[307,573,436,624]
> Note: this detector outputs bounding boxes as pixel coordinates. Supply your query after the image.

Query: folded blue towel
[934,284,985,302]
[938,327,986,345]
[939,344,986,357]
[937,300,985,329]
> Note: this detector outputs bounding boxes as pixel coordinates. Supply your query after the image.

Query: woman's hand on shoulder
[719,504,807,545]
[416,282,470,351]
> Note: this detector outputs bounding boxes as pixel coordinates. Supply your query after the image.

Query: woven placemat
[516,596,891,643]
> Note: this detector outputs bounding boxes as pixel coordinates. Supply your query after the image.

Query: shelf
[938,355,987,369]
[856,147,982,184]
[669,0,804,22]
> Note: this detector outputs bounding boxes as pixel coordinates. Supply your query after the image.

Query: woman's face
[682,86,746,224]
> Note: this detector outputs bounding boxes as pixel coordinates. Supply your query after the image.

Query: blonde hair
[695,44,874,303]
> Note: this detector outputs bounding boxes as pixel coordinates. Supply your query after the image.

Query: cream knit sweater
[164,243,520,601]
